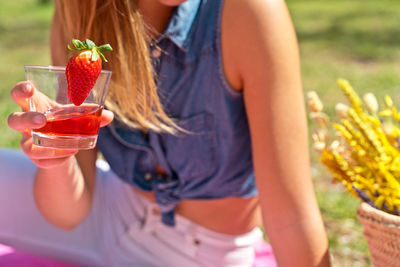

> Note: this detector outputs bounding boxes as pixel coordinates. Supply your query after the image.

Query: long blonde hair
[54,0,176,133]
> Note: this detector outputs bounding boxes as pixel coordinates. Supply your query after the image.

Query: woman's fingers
[8,111,46,132]
[9,81,78,169]
[10,82,34,111]
[20,134,78,160]
[31,157,75,169]
[100,109,114,127]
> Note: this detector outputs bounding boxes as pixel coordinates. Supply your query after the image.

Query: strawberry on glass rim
[66,39,112,106]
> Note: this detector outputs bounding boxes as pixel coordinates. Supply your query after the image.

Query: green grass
[290,0,400,103]
[2,0,400,265]
[0,0,53,148]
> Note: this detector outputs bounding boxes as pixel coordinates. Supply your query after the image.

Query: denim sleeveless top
[97,0,258,226]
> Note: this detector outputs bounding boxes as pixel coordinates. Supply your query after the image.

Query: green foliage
[0,0,53,147]
[289,0,400,108]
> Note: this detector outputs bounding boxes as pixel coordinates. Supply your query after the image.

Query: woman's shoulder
[220,0,295,91]
[221,0,293,47]
[222,0,287,16]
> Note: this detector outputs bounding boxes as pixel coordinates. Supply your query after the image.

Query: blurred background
[2,0,400,266]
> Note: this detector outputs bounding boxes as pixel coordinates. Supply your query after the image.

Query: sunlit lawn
[2,0,400,266]
[0,0,53,148]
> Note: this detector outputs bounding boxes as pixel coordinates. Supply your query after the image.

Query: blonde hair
[54,0,176,133]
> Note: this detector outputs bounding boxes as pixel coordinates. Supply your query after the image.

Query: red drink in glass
[25,65,111,149]
[35,105,103,137]
[31,104,104,149]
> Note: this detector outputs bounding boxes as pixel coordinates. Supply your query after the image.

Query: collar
[162,0,201,52]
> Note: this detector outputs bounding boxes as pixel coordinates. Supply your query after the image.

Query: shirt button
[145,173,152,180]
[151,49,161,58]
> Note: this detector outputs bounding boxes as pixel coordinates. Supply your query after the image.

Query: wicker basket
[357,202,400,266]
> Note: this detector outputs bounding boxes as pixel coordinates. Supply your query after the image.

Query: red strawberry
[66,39,112,106]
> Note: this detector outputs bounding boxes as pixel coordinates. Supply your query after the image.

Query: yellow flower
[382,122,394,138]
[312,128,328,143]
[379,109,393,117]
[309,79,400,215]
[385,95,393,108]
[310,112,330,127]
[329,140,341,152]
[337,79,363,114]
[363,93,379,114]
[307,91,324,112]
[335,103,349,119]
[313,142,326,152]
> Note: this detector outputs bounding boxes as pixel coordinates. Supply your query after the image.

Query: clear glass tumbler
[25,65,112,150]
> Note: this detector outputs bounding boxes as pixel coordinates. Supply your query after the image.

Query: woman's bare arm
[28,10,95,230]
[33,151,96,230]
[222,0,330,266]
[10,10,112,231]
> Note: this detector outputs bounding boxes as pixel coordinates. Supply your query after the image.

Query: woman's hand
[7,81,113,169]
[8,81,113,230]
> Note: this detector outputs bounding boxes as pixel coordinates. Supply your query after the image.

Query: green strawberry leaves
[86,39,95,49]
[67,39,113,62]
[98,44,113,52]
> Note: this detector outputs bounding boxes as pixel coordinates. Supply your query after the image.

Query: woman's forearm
[34,156,94,230]
[262,206,330,267]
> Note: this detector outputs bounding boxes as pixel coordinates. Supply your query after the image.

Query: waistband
[124,181,263,247]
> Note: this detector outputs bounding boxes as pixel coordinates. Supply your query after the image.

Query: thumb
[100,109,114,127]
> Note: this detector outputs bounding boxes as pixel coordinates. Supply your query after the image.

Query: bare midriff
[134,165,263,235]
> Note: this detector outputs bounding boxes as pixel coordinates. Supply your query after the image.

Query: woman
[3,0,330,266]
